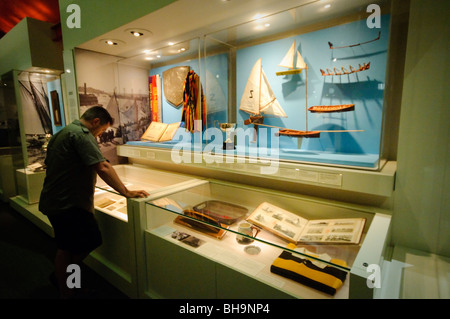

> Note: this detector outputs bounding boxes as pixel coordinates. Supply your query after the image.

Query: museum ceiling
[0,0,60,38]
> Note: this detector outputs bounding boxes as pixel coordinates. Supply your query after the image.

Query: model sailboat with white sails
[240,58,287,127]
[276,40,307,76]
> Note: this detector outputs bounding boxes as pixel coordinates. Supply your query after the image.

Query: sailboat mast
[258,60,262,115]
[305,67,308,132]
[291,40,296,69]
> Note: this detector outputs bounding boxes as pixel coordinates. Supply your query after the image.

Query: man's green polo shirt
[39,120,106,216]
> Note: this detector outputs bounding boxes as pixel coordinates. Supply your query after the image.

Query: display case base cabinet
[15,169,45,204]
[0,154,16,202]
[216,264,294,299]
[145,232,216,299]
[84,209,138,298]
[145,232,303,299]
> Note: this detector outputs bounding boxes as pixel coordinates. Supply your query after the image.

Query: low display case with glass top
[91,164,201,297]
[142,180,391,299]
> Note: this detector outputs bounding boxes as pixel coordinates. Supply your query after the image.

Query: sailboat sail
[276,41,307,76]
[240,58,286,118]
[296,51,306,69]
[278,42,295,69]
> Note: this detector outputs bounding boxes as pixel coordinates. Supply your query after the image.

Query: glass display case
[202,0,392,170]
[89,164,202,297]
[141,179,391,299]
[0,72,18,202]
[111,0,397,199]
[117,0,395,173]
[94,164,200,221]
[5,69,65,236]
[2,69,65,204]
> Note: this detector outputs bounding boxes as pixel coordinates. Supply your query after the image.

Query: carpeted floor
[0,200,128,299]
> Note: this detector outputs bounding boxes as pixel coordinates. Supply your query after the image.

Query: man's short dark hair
[81,106,114,126]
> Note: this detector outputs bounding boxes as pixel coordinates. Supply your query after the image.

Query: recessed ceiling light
[324,4,331,9]
[124,28,151,38]
[253,13,265,20]
[168,42,175,46]
[100,39,125,46]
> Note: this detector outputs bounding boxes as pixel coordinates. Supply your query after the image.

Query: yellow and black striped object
[270,244,348,295]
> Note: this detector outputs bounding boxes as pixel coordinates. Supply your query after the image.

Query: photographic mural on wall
[78,83,150,165]
[19,75,53,166]
[75,49,151,164]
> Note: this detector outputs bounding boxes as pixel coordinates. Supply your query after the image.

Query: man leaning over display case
[39,106,149,299]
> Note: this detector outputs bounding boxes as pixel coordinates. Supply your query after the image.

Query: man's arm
[94,161,149,198]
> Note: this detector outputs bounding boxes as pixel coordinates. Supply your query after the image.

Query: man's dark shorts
[48,208,102,254]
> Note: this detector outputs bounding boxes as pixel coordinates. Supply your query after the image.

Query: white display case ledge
[117,145,396,197]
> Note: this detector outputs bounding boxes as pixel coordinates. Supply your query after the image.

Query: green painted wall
[0,18,63,75]
[0,19,33,75]
[59,0,177,50]
[393,0,450,256]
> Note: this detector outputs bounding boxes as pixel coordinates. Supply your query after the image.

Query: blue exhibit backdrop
[236,15,391,159]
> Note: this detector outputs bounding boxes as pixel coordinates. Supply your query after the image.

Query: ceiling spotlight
[124,28,151,38]
[100,38,125,46]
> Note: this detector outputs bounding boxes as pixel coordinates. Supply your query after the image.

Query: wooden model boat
[320,63,370,76]
[328,31,381,49]
[193,200,248,225]
[308,104,355,113]
[276,129,320,138]
[244,115,264,125]
[174,209,228,239]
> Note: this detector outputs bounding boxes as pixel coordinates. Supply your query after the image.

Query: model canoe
[276,129,320,138]
[308,104,355,113]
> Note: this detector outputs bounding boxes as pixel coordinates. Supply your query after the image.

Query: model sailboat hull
[308,104,355,113]
[276,69,303,76]
[244,115,264,125]
[276,129,320,138]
